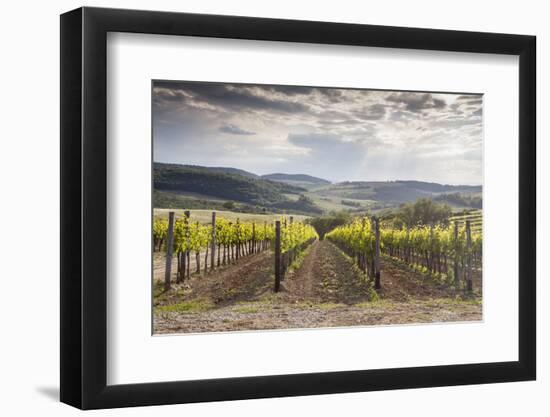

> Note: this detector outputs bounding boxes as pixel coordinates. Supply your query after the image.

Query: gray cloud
[315,110,361,126]
[153,81,483,184]
[265,85,315,96]
[355,103,387,120]
[456,95,482,100]
[466,100,483,107]
[219,124,256,135]
[318,88,344,103]
[389,110,409,121]
[386,92,446,112]
[154,81,310,114]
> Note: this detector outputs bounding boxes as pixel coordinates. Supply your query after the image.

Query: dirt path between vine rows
[154,250,275,308]
[154,240,482,334]
[281,240,372,304]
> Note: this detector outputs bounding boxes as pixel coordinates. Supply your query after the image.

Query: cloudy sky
[153,81,482,185]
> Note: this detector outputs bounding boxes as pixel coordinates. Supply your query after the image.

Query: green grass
[434,297,482,306]
[317,302,345,310]
[356,299,395,309]
[304,191,376,213]
[153,285,185,302]
[232,305,262,314]
[155,299,213,314]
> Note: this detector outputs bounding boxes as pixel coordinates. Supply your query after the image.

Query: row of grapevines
[172,217,274,258]
[325,217,482,288]
[381,224,482,262]
[154,217,276,253]
[156,216,317,257]
[279,222,318,253]
[275,220,318,281]
[153,218,168,251]
[325,218,375,256]
[325,218,376,277]
[156,214,277,281]
[156,213,317,284]
[380,223,482,285]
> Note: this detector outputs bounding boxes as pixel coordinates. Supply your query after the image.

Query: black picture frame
[60,6,536,410]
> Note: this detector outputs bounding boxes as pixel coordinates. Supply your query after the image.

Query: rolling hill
[169,164,259,179]
[314,180,481,204]
[154,163,323,214]
[154,163,303,204]
[261,173,331,188]
[153,163,482,214]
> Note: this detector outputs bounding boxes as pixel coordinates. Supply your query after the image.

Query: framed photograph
[60,7,536,409]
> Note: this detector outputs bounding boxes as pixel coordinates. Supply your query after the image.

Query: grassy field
[304,192,372,212]
[154,208,310,224]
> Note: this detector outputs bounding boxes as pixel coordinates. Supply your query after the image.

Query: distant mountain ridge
[261,173,331,185]
[322,180,481,204]
[393,180,481,193]
[154,163,303,203]
[335,180,481,192]
[153,162,482,213]
[174,164,259,179]
[154,162,323,214]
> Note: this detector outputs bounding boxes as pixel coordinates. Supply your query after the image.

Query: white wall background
[0,0,545,415]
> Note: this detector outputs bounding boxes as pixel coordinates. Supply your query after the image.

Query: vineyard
[153,209,482,333]
[450,210,483,233]
[149,82,486,334]
[326,215,482,292]
[155,211,318,292]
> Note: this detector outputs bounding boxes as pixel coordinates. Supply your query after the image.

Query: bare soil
[281,240,372,304]
[153,240,482,334]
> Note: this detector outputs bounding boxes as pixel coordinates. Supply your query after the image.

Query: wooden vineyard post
[228,222,233,262]
[164,211,175,292]
[369,218,376,278]
[252,222,256,254]
[184,210,190,279]
[429,224,434,274]
[361,217,367,273]
[374,216,381,290]
[453,221,460,286]
[194,221,201,273]
[406,226,410,264]
[274,220,281,292]
[262,221,267,250]
[466,220,473,293]
[210,211,216,270]
[236,218,240,260]
[287,217,293,265]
